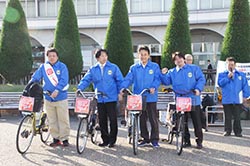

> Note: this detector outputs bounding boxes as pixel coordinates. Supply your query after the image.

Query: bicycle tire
[76,118,88,154]
[16,115,34,154]
[132,115,139,155]
[90,114,101,145]
[176,115,184,155]
[40,113,50,143]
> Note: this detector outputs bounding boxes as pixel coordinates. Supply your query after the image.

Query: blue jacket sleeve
[77,69,93,91]
[30,64,43,82]
[121,66,134,89]
[55,64,69,92]
[150,64,161,89]
[194,66,206,92]
[242,73,250,98]
[160,72,172,86]
[114,66,124,92]
[218,72,230,88]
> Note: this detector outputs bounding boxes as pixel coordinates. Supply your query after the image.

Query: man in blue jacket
[24,48,70,147]
[161,52,206,149]
[77,49,123,148]
[120,46,161,148]
[218,57,249,137]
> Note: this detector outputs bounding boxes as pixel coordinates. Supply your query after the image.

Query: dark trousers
[140,102,159,142]
[97,102,118,144]
[223,104,242,134]
[184,105,203,144]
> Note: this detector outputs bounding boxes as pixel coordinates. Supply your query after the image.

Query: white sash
[44,63,69,91]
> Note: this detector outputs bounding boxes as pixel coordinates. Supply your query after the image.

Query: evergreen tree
[104,0,134,76]
[221,0,250,62]
[0,0,32,83]
[161,0,192,68]
[54,0,83,79]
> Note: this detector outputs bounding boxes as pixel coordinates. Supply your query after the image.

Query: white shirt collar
[99,62,106,68]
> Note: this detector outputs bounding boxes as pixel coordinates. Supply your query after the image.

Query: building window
[188,0,198,10]
[164,0,172,12]
[76,0,96,16]
[47,0,56,16]
[131,0,162,13]
[99,0,112,14]
[224,0,231,8]
[0,1,6,18]
[212,0,223,9]
[27,0,36,17]
[200,0,211,9]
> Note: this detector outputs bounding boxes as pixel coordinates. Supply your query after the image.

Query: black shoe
[98,142,109,147]
[183,142,191,148]
[223,132,231,136]
[196,143,203,149]
[62,140,69,147]
[50,138,61,147]
[108,143,115,148]
[235,133,243,137]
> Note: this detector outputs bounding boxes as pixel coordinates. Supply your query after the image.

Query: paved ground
[0,114,249,166]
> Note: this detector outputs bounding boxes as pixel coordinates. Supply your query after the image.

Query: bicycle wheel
[40,113,50,143]
[16,115,34,154]
[90,113,101,145]
[176,115,184,155]
[132,114,139,155]
[76,118,88,154]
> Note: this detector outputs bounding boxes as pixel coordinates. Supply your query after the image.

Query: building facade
[0,0,235,71]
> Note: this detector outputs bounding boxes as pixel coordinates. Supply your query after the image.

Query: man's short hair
[207,60,211,62]
[46,48,59,57]
[138,45,150,55]
[185,54,193,60]
[226,57,236,64]
[95,49,108,59]
[172,52,185,62]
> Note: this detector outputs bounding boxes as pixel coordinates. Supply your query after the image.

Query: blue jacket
[161,64,205,106]
[78,61,123,103]
[218,70,249,104]
[121,61,161,103]
[30,61,69,102]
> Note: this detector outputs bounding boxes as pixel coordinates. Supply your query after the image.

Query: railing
[202,69,216,86]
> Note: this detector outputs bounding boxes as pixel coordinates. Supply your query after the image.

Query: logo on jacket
[149,69,154,74]
[108,70,112,75]
[188,72,192,78]
[238,76,242,80]
[56,70,60,75]
[46,68,53,75]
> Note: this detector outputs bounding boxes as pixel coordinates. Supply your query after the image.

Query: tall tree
[54,0,83,79]
[0,0,32,83]
[161,0,192,68]
[221,0,250,62]
[104,0,134,76]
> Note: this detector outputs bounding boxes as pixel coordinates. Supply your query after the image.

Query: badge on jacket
[188,72,192,78]
[238,76,242,80]
[108,70,112,75]
[56,70,60,75]
[149,69,154,74]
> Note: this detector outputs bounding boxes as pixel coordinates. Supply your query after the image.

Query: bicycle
[16,91,50,154]
[161,88,193,155]
[121,88,149,155]
[75,90,102,154]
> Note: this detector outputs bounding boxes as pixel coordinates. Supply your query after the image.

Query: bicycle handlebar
[122,88,150,96]
[163,88,195,96]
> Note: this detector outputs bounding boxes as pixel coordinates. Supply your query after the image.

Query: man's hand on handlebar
[149,88,155,94]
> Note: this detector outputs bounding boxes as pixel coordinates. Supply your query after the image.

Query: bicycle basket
[126,95,142,111]
[176,97,192,112]
[74,97,91,114]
